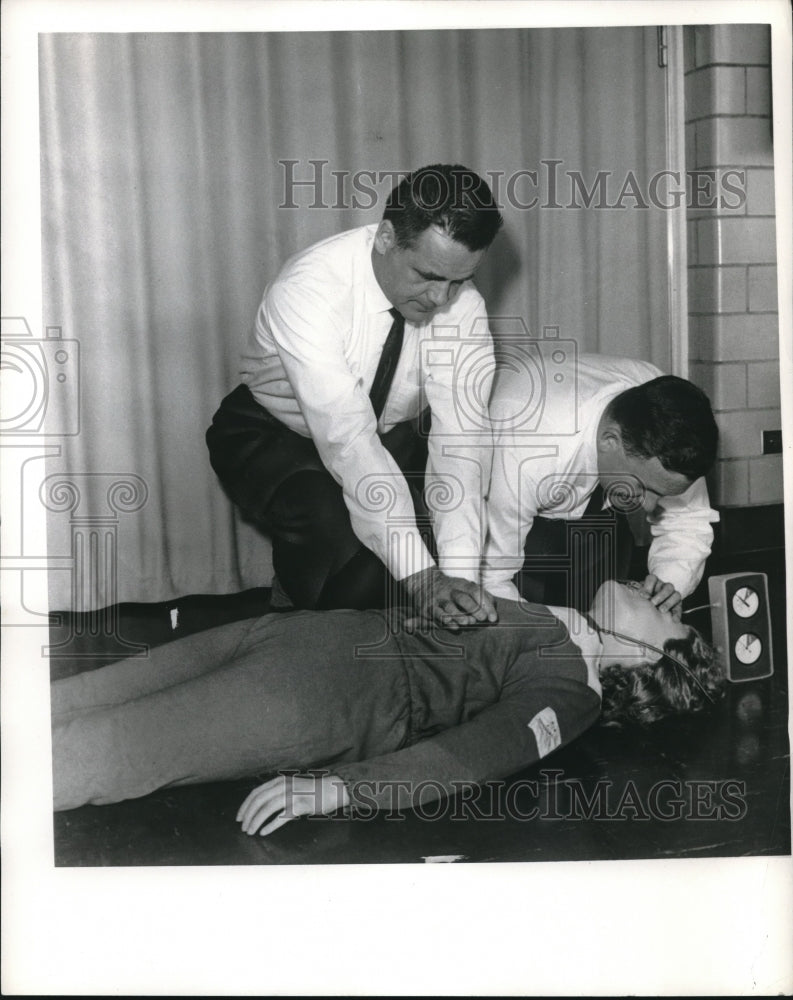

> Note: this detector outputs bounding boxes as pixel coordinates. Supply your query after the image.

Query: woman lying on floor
[52,580,723,835]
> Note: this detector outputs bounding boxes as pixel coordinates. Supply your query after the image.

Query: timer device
[708,572,774,682]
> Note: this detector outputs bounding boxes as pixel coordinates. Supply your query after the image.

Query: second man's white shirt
[482,352,719,601]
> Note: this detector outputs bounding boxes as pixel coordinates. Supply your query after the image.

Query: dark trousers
[518,510,634,612]
[206,384,429,610]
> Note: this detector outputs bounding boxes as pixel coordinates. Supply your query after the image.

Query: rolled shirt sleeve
[646,476,719,597]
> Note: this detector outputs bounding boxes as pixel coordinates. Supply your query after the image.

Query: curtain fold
[39,28,670,610]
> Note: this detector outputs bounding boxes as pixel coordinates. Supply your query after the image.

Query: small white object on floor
[170,607,180,630]
[422,855,466,863]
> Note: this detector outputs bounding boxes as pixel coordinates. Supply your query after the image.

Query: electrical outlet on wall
[762,430,783,454]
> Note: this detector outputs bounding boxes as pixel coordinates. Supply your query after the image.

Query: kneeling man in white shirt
[482,353,719,619]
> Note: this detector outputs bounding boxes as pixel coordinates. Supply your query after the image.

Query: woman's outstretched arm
[237,663,601,836]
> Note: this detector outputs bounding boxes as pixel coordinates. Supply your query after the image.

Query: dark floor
[50,548,790,867]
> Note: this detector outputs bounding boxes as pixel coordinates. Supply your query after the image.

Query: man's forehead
[409,226,483,276]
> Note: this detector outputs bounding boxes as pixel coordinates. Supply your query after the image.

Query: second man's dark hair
[383,164,503,252]
[605,375,719,480]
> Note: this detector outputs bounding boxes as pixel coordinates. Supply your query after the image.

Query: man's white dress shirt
[241,224,494,583]
[482,353,719,602]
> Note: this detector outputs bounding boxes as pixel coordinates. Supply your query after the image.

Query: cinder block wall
[684,24,781,507]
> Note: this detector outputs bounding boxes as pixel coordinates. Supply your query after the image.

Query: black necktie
[369,308,405,421]
[584,482,605,515]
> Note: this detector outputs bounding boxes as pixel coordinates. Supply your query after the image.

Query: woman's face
[590,580,690,664]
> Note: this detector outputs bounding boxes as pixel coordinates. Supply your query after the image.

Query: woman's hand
[237,773,351,837]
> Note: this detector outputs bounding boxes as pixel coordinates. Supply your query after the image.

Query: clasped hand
[402,566,498,631]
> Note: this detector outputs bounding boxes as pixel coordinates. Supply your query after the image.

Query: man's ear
[596,419,624,456]
[373,220,396,256]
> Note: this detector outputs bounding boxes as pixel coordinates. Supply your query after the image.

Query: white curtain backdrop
[39,28,669,610]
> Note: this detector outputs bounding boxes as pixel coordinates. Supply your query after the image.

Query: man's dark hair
[605,375,718,480]
[383,164,503,251]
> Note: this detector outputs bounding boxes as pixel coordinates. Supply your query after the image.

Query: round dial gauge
[732,586,760,618]
[734,633,763,665]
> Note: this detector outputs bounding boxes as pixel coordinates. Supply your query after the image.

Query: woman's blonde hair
[599,627,725,726]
